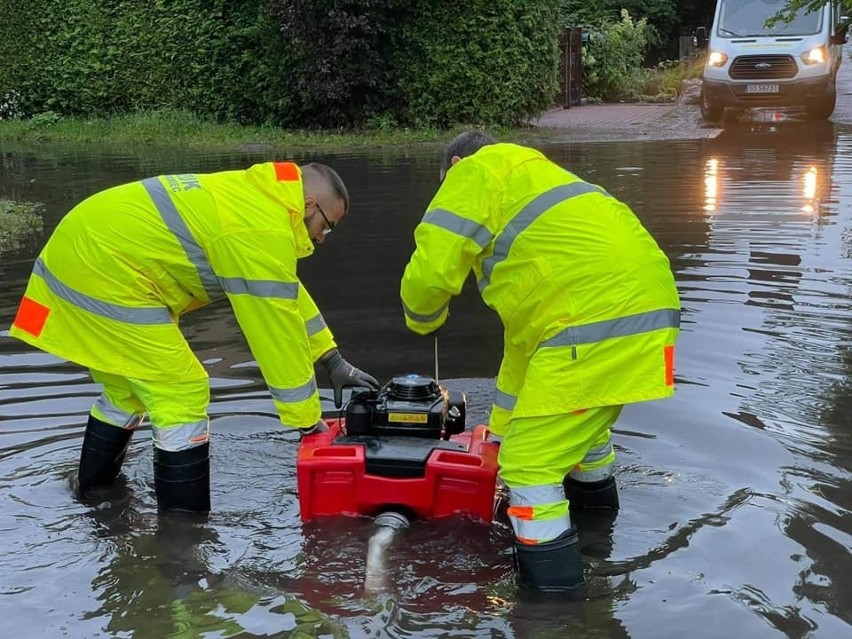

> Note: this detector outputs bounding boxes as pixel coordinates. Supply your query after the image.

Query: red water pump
[296,374,499,523]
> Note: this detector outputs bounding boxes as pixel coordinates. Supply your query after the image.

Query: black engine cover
[344,373,465,439]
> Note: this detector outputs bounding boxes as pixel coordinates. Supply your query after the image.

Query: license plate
[745,84,779,94]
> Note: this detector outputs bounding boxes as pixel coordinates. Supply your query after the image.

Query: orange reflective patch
[507,505,534,520]
[664,344,675,386]
[13,296,50,337]
[571,408,587,415]
[274,162,299,181]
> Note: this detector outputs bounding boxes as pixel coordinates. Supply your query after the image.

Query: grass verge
[0,109,516,151]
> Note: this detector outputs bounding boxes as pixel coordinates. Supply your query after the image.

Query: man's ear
[451,155,461,166]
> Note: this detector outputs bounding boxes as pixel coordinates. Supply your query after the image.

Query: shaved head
[299,162,350,246]
[301,163,349,214]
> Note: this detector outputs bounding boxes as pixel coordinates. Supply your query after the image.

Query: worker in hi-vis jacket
[400,132,680,591]
[10,161,378,513]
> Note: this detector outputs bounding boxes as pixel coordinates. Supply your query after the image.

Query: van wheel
[807,84,836,120]
[700,88,723,122]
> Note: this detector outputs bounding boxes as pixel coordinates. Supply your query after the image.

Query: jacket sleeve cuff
[402,301,449,335]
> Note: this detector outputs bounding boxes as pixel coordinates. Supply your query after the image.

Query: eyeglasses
[315,201,335,235]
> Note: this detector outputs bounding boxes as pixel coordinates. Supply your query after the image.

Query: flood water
[1,124,850,638]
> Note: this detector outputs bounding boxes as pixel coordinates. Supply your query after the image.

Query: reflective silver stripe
[569,464,613,483]
[402,299,449,324]
[152,419,209,452]
[268,377,317,404]
[92,394,142,429]
[509,484,567,506]
[492,388,517,412]
[540,308,681,348]
[509,513,572,543]
[34,258,173,325]
[220,277,298,299]
[581,440,613,464]
[305,313,327,336]
[422,208,494,249]
[569,440,615,483]
[478,182,610,293]
[141,177,220,300]
[508,485,572,541]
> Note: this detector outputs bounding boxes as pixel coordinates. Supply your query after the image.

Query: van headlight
[801,47,826,64]
[708,51,728,67]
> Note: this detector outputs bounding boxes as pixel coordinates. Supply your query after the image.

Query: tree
[777,0,852,21]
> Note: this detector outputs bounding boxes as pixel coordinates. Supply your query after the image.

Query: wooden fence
[558,27,583,108]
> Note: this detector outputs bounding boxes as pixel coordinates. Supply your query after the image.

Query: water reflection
[87,505,347,638]
[700,122,834,223]
[1,126,851,637]
[704,157,719,212]
[802,166,819,211]
[694,123,851,636]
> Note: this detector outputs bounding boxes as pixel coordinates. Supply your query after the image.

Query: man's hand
[319,349,380,408]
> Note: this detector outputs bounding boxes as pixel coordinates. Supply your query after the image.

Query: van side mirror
[694,26,709,49]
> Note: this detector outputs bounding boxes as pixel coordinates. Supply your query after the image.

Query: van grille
[729,55,798,80]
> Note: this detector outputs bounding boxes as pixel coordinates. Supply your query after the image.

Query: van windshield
[718,0,824,37]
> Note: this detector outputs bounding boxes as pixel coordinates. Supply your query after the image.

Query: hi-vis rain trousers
[401,143,680,544]
[10,162,336,441]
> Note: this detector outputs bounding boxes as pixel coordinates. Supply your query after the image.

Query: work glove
[319,348,380,408]
[299,419,329,440]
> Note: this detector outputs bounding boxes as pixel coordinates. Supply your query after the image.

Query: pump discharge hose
[364,511,410,593]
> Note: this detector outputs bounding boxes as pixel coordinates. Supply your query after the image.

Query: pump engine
[344,374,466,439]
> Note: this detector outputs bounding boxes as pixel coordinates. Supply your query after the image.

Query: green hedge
[0,0,297,125]
[0,0,560,128]
[397,0,560,127]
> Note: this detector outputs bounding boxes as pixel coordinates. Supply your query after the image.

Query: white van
[698,0,847,121]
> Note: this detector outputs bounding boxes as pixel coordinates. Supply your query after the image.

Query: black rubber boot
[153,443,211,513]
[513,528,584,592]
[77,414,134,496]
[563,476,619,510]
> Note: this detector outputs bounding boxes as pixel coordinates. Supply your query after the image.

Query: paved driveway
[528,50,852,142]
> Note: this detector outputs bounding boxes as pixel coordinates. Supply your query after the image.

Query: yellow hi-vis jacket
[9,162,335,429]
[400,144,680,430]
